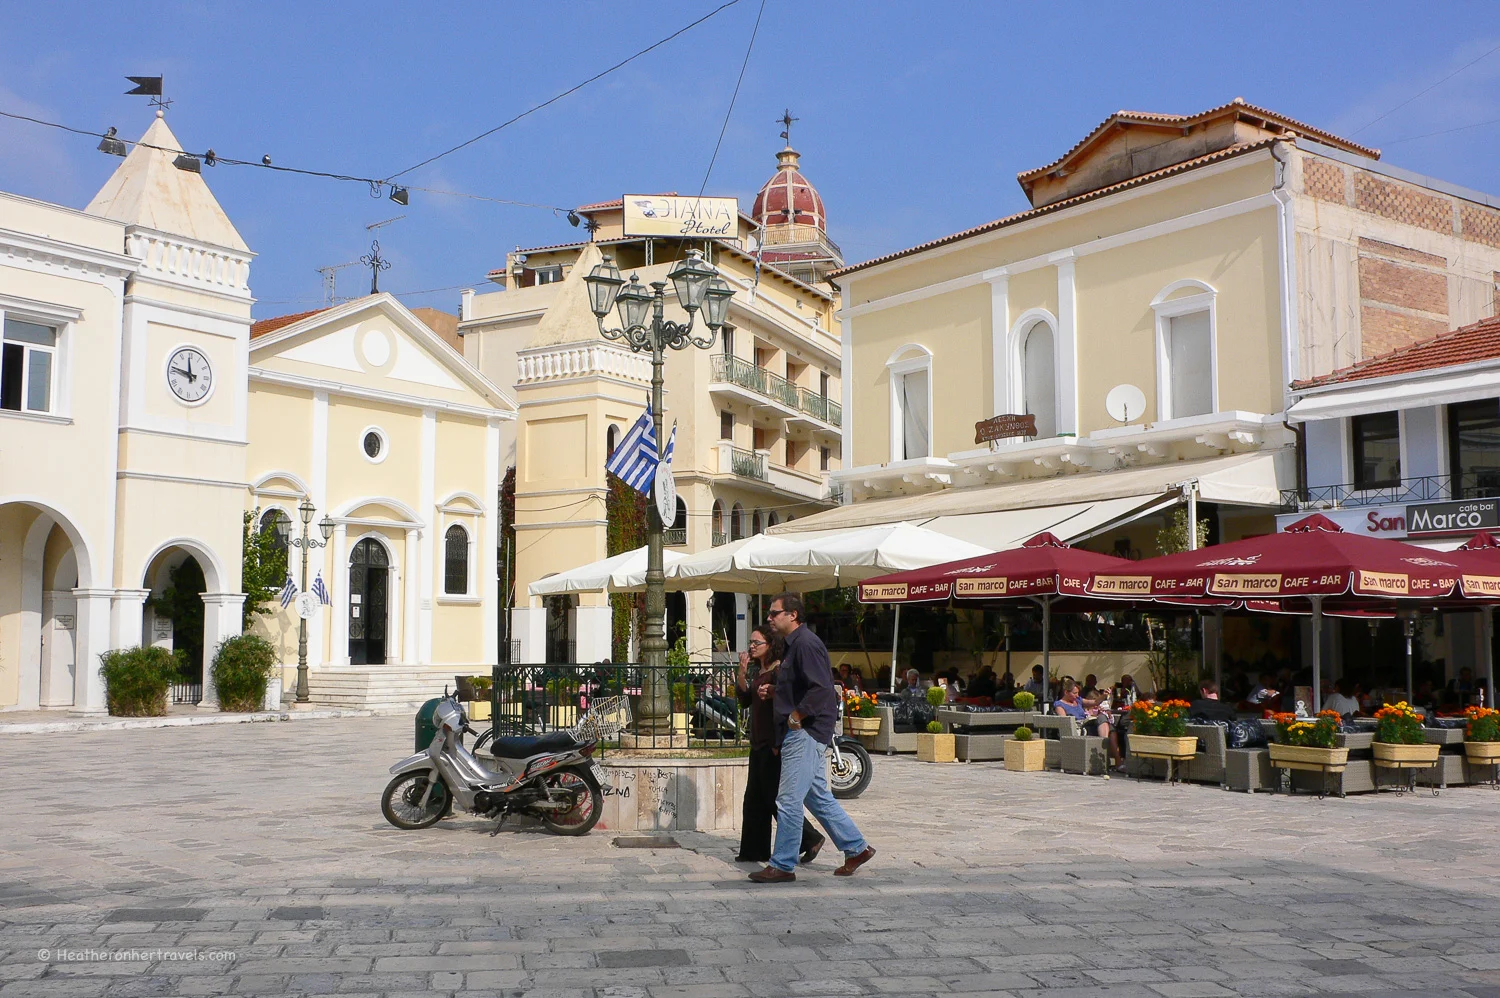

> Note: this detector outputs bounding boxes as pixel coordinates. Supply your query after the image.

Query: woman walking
[736,626,825,864]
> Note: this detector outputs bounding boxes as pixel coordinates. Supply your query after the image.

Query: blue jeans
[770,728,868,872]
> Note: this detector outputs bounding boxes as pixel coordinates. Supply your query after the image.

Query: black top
[737,664,780,751]
[1188,698,1238,724]
[773,625,839,746]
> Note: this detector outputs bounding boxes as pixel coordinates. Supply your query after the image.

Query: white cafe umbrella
[528,546,686,597]
[742,521,992,584]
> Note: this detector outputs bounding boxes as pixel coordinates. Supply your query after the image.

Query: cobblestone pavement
[2,717,1499,998]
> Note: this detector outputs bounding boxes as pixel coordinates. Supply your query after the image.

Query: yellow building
[784,99,1500,556]
[461,144,844,661]
[0,112,514,713]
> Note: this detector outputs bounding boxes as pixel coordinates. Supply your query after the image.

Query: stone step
[303,666,479,709]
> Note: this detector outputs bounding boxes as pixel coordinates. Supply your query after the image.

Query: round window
[361,428,386,462]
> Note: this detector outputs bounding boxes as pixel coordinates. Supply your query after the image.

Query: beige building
[460,143,844,661]
[786,99,1500,557]
[0,112,514,713]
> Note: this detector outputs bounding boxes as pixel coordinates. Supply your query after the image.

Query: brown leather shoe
[833,846,876,877]
[800,835,825,865]
[748,866,796,884]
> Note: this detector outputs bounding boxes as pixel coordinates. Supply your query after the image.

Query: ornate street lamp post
[584,249,734,734]
[290,497,336,703]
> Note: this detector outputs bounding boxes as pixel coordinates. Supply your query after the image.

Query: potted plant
[1011,690,1036,713]
[670,681,693,736]
[1372,701,1440,767]
[1005,725,1045,771]
[1463,705,1500,764]
[1125,699,1197,760]
[843,690,880,737]
[1268,710,1348,772]
[209,635,278,713]
[99,646,177,717]
[545,675,580,729]
[916,686,955,762]
[469,675,493,722]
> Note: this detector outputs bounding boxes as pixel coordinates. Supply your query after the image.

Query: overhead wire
[697,0,767,197]
[1351,39,1500,136]
[1378,115,1500,146]
[382,0,745,183]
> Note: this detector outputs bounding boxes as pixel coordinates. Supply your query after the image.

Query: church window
[444,524,470,595]
[1,317,57,414]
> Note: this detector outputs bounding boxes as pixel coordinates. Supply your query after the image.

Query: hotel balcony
[1280,471,1500,512]
[709,354,840,430]
[714,442,828,502]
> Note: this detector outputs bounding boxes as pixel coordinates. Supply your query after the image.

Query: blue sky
[3,1,1498,319]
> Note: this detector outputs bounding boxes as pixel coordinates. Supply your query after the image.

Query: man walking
[749,593,876,884]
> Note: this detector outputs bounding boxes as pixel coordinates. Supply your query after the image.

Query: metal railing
[710,355,840,426]
[663,527,687,546]
[170,682,202,705]
[1280,470,1500,511]
[727,445,768,481]
[490,662,745,751]
[711,531,728,547]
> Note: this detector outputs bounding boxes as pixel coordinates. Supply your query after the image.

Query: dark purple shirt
[773,624,839,746]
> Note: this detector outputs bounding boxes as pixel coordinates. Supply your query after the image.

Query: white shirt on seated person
[1324,692,1360,716]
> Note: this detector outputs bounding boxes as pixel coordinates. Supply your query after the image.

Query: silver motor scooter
[381,693,629,836]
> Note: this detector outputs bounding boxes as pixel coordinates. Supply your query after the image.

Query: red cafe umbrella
[1085,514,1463,711]
[1453,530,1500,708]
[857,532,1134,698]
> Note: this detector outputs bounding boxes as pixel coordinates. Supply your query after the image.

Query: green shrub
[925,720,944,734]
[1011,691,1036,712]
[1013,726,1033,741]
[671,681,692,712]
[211,634,278,712]
[925,685,947,708]
[100,647,176,716]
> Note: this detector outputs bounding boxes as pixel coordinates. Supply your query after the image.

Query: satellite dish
[1106,384,1147,424]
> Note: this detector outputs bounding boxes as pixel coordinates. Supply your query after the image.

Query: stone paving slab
[1,716,1498,997]
[0,706,380,735]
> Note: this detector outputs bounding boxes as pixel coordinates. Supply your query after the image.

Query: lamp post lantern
[584,249,734,733]
[290,497,336,703]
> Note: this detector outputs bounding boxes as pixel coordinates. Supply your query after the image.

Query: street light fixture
[290,497,336,703]
[582,248,733,735]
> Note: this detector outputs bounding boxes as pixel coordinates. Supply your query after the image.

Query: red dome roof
[752,148,826,233]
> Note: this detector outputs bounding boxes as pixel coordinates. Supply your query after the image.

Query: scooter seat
[487,732,580,758]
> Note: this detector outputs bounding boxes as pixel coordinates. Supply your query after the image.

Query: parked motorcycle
[829,685,873,799]
[381,692,629,836]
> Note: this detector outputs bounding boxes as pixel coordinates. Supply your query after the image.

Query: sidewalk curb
[0,707,391,735]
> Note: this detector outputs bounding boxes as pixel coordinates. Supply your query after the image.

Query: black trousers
[738,744,822,862]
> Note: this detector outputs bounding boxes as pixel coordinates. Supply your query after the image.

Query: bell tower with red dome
[750,110,843,286]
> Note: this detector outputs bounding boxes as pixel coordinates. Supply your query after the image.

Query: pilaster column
[111,588,151,649]
[71,588,114,714]
[331,523,349,666]
[404,526,421,664]
[199,592,246,709]
[1051,250,1079,436]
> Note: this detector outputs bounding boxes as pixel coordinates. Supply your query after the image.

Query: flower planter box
[1465,741,1500,764]
[548,705,579,729]
[1004,738,1045,772]
[846,715,880,736]
[1128,734,1198,760]
[670,711,690,736]
[469,699,492,722]
[916,732,956,763]
[1373,741,1441,768]
[1268,743,1348,773]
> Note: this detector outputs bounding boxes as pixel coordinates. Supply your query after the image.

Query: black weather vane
[779,108,798,147]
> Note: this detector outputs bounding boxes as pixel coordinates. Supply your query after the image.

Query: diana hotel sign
[623,195,739,238]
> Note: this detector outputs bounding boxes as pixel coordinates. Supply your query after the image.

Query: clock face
[166,346,213,403]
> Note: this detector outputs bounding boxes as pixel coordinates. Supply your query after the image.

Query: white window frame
[436,494,484,604]
[886,344,933,462]
[1007,309,1060,440]
[359,425,389,465]
[440,521,476,599]
[0,295,76,420]
[1151,281,1218,422]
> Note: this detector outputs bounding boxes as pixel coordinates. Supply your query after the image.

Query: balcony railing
[663,527,687,546]
[711,531,728,547]
[727,445,768,481]
[1280,471,1500,512]
[710,354,840,427]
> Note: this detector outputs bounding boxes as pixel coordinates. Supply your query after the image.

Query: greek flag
[604,401,659,494]
[662,421,676,466]
[311,571,332,606]
[279,575,298,608]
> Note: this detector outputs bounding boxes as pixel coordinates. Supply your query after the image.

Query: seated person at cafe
[899,668,923,693]
[1189,681,1238,724]
[1023,665,1046,697]
[1324,679,1360,718]
[1112,673,1139,703]
[1053,679,1120,767]
[1447,667,1476,703]
[967,666,997,700]
[837,663,863,693]
[997,670,1015,693]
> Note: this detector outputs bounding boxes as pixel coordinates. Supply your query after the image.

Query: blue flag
[311,571,332,606]
[279,575,298,608]
[605,401,659,494]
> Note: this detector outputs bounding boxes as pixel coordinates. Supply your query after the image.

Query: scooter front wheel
[830,738,873,799]
[381,772,451,830]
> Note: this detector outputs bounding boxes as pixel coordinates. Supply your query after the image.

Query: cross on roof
[778,109,798,148]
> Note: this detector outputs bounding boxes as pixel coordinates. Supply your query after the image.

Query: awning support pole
[1310,596,1324,715]
[1042,596,1052,705]
[1213,608,1225,693]
[1486,606,1496,710]
[889,604,902,694]
[1404,613,1416,705]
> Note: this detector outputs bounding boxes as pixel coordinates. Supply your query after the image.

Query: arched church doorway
[348,538,390,665]
[143,547,208,703]
[0,500,95,710]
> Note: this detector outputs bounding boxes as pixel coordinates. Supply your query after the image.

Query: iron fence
[727,445,768,481]
[170,682,202,705]
[1280,470,1500,511]
[489,662,745,751]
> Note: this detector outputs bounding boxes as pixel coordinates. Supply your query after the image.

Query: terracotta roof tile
[1293,315,1500,389]
[250,308,328,338]
[831,138,1278,279]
